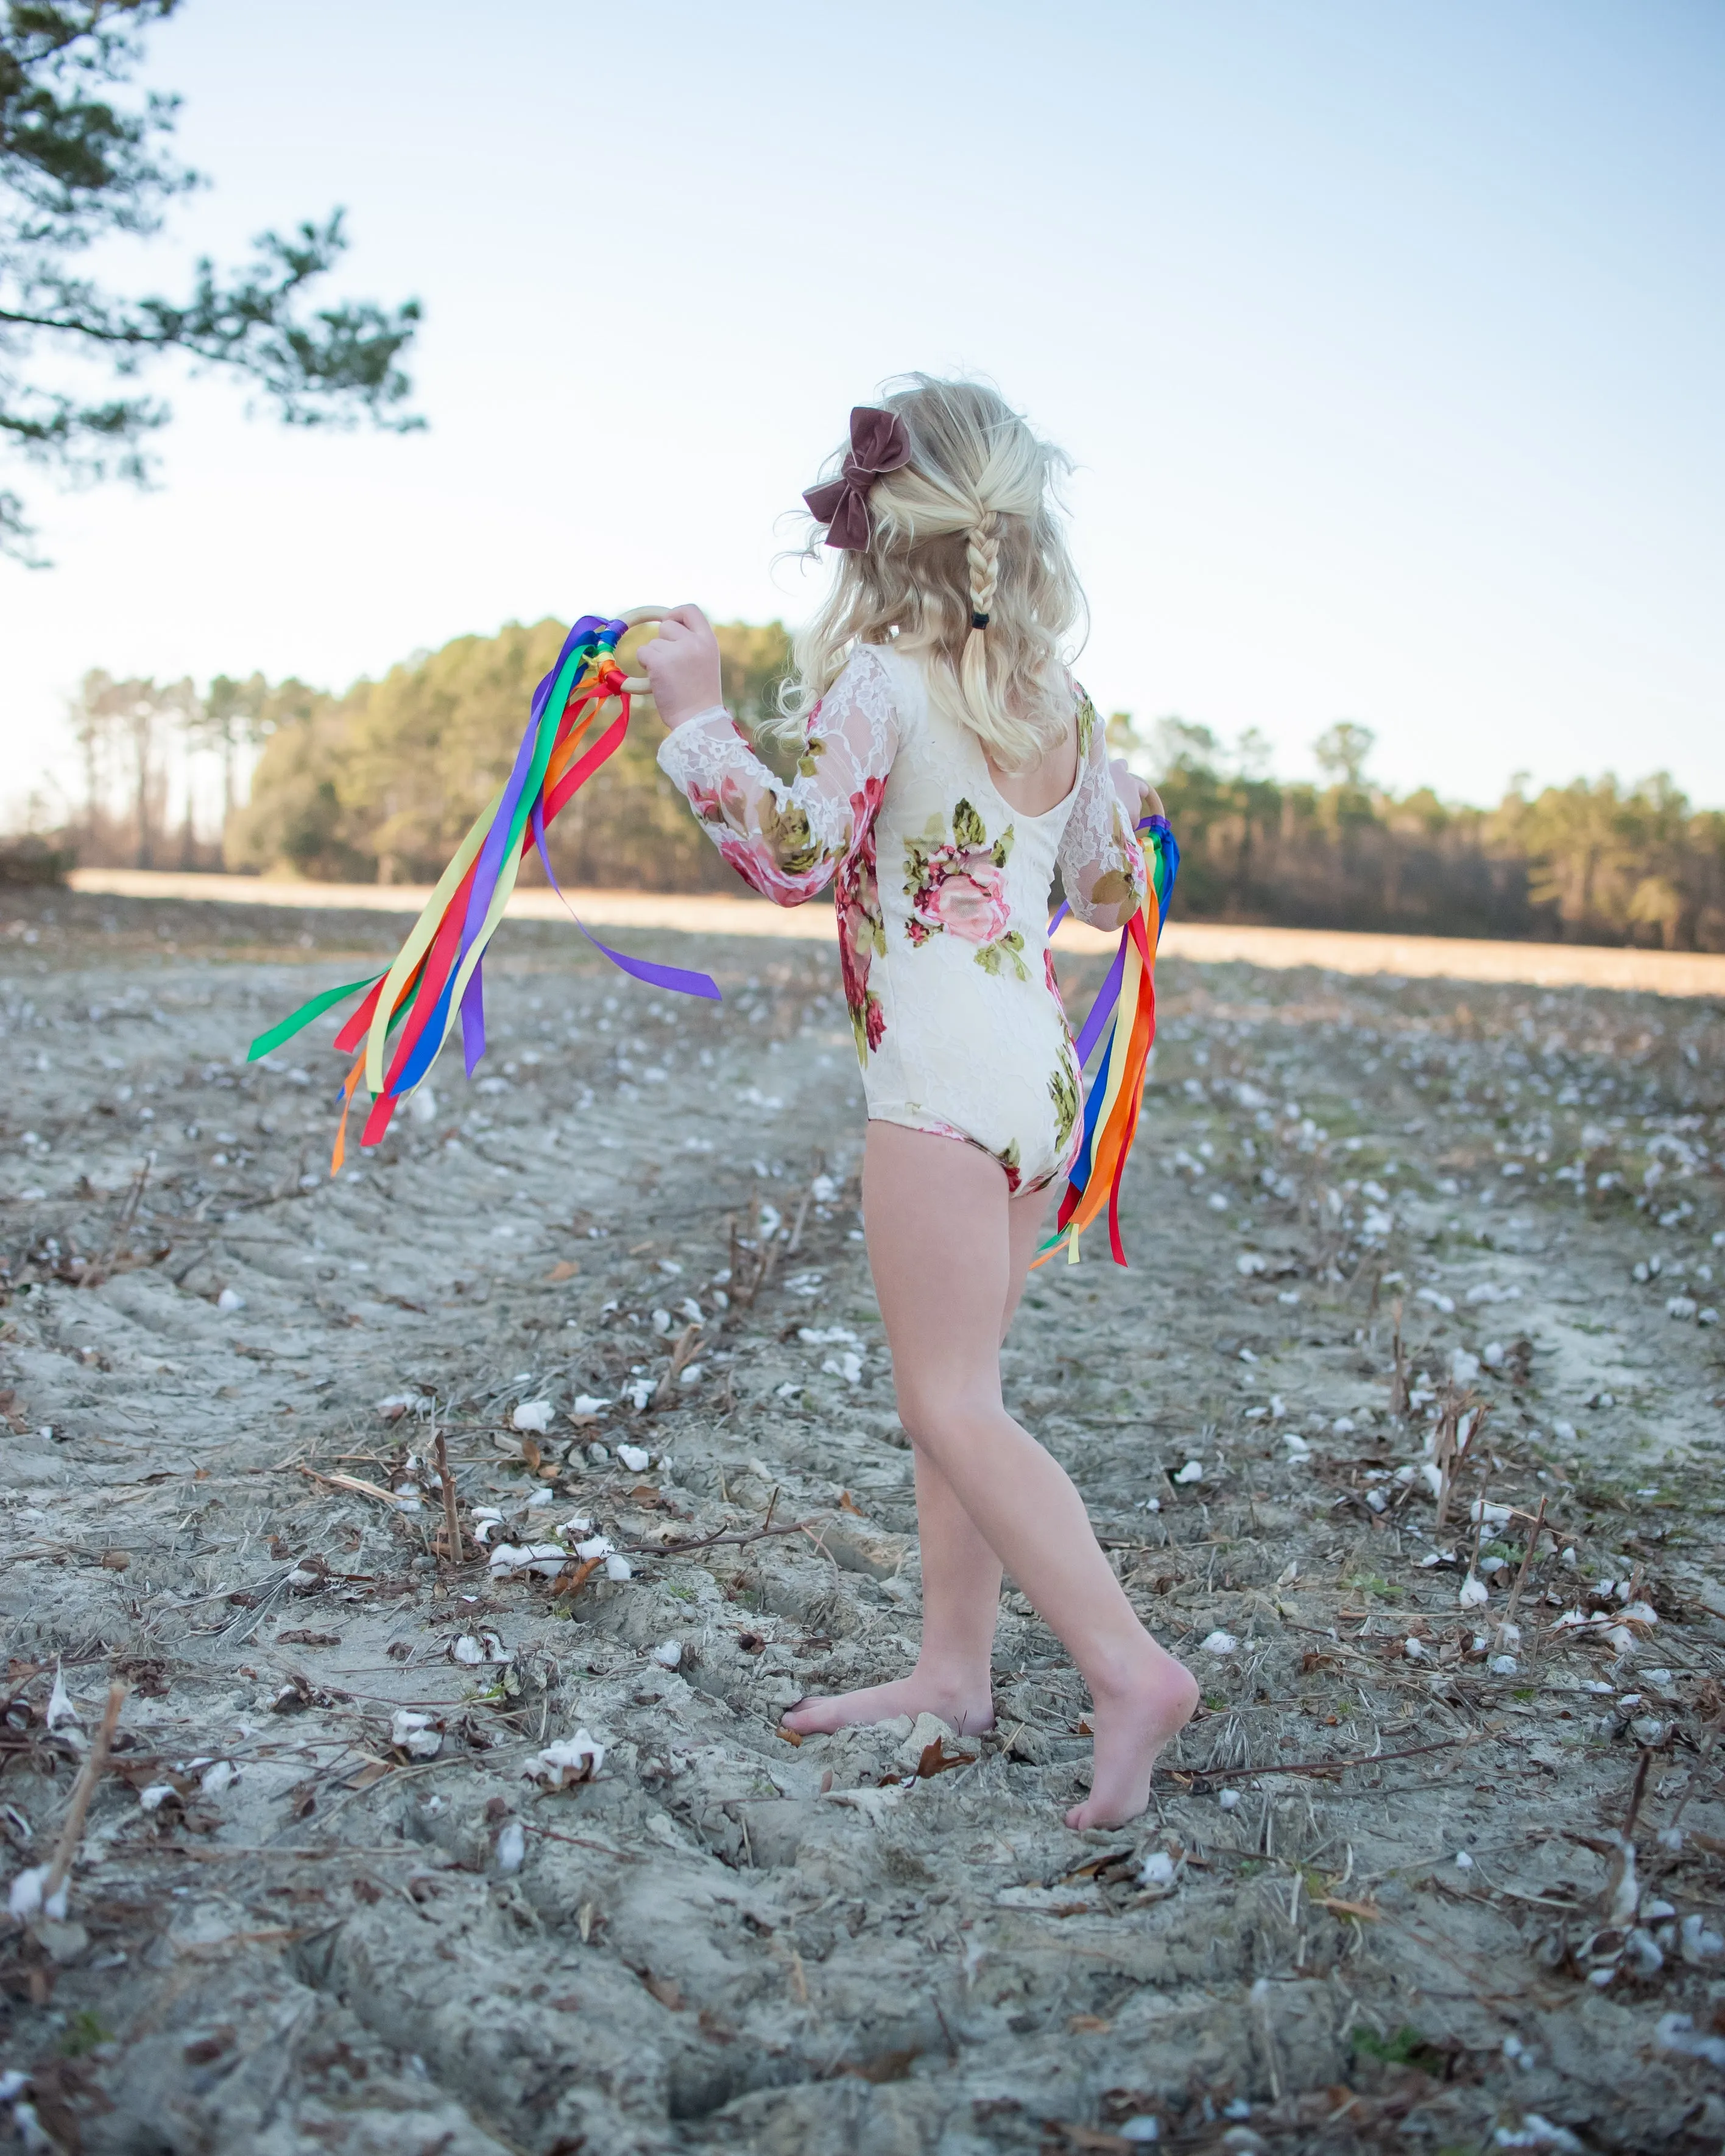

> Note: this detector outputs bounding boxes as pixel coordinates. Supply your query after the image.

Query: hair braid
[965,513,1000,627]
[959,509,1001,718]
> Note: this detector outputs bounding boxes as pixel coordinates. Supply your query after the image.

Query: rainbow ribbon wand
[1038,813,1180,1267]
[247,612,719,1172]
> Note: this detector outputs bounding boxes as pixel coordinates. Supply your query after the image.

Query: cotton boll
[137,1784,175,1811]
[1218,1788,1241,1809]
[524,1487,555,1507]
[1138,1850,1176,1887]
[1459,1572,1490,1608]
[651,1309,672,1335]
[44,1663,79,1731]
[1489,1655,1519,1675]
[216,1286,246,1314]
[1454,1850,1474,1870]
[605,1554,633,1581]
[512,1399,554,1434]
[407,1086,438,1126]
[495,1820,526,1873]
[1450,1348,1481,1385]
[1403,1637,1428,1661]
[574,1536,614,1562]
[1201,1631,1238,1655]
[615,1444,651,1473]
[390,1711,442,1760]
[679,1362,704,1384]
[559,1515,593,1538]
[573,1395,610,1415]
[1173,1460,1204,1484]
[524,1729,605,1786]
[652,1641,683,1668]
[200,1760,237,1796]
[7,1865,49,1919]
[451,1636,485,1665]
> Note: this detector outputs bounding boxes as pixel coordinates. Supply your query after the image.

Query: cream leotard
[657,643,1149,1193]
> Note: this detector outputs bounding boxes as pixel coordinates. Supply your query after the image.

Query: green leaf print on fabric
[973,928,1028,981]
[1076,692,1098,758]
[1048,1057,1080,1154]
[902,797,1015,950]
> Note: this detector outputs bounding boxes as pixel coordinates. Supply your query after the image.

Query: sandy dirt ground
[2,882,1724,2155]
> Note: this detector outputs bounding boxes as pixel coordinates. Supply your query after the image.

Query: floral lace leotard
[656,643,1148,1193]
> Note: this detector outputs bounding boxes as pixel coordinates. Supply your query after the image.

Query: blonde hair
[780,376,1085,772]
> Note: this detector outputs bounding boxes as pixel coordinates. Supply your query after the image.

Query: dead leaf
[342,1759,392,1792]
[777,1725,804,1747]
[544,1260,580,1283]
[351,1878,383,1904]
[1313,1895,1381,1922]
[554,1555,603,1601]
[100,1549,130,1571]
[642,1971,685,2010]
[841,2047,919,2084]
[279,1629,341,1647]
[1068,2014,1113,2034]
[915,1736,976,1778]
[838,1491,864,1514]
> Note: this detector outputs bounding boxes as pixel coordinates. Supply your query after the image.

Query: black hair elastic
[970,611,990,630]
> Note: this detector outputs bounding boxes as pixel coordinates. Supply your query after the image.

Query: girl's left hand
[638,604,724,728]
[1109,758,1165,825]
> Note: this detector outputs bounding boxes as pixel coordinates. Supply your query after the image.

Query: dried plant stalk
[43,1680,128,1909]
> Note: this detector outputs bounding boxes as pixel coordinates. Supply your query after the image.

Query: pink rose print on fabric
[915,854,1012,944]
[835,777,887,1062]
[689,769,833,906]
[901,798,1025,976]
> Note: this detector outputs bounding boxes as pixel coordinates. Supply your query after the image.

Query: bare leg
[781,1147,1044,1739]
[789,1124,1196,1826]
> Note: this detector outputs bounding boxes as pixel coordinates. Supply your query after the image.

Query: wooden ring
[616,605,671,696]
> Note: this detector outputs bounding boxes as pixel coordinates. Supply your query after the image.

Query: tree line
[1134,715,1725,951]
[49,619,1725,952]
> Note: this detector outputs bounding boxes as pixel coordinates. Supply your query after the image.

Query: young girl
[639,377,1198,1828]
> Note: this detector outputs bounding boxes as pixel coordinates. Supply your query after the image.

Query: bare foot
[781,1672,994,1740]
[1064,1657,1200,1830]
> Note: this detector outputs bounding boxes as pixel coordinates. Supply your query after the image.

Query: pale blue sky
[3,0,1721,821]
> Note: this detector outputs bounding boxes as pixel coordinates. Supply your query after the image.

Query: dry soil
[2,885,1725,2155]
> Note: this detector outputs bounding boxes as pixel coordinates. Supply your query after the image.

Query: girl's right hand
[638,605,724,728]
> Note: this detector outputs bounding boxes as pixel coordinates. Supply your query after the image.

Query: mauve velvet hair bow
[802,406,912,550]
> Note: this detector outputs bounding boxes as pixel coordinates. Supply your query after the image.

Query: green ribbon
[247,973,384,1063]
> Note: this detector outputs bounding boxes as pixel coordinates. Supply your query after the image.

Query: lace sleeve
[655,647,899,906]
[1055,688,1148,931]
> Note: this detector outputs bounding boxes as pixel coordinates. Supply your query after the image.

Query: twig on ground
[1166,1731,1490,1788]
[43,1680,127,1908]
[651,1323,704,1408]
[298,1464,404,1507]
[434,1420,464,1563]
[1502,1495,1547,1634]
[623,1510,828,1559]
